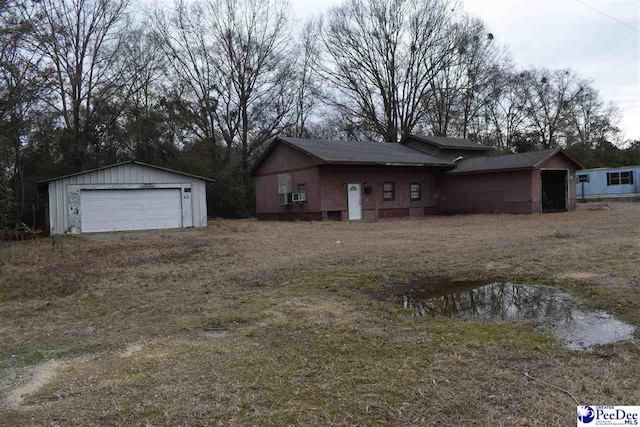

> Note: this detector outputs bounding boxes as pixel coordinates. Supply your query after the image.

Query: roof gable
[252,140,321,176]
[38,161,215,183]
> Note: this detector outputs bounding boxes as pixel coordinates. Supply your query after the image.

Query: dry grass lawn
[1,202,639,426]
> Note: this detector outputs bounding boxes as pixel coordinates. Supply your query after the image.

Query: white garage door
[80,188,183,233]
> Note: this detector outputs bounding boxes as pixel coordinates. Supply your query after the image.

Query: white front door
[347,183,362,220]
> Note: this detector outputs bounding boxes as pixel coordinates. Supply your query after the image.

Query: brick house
[251,135,583,221]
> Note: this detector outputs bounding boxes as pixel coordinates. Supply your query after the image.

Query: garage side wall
[48,163,208,235]
[440,170,534,214]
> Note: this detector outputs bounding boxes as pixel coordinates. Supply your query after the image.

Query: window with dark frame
[383,182,395,201]
[607,171,634,186]
[410,183,421,201]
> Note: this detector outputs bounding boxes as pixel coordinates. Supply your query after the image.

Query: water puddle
[383,281,635,350]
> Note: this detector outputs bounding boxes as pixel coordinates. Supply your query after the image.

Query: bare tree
[208,0,295,183]
[30,0,133,170]
[319,0,456,142]
[156,0,295,183]
[153,0,222,155]
[289,19,322,138]
[423,16,509,140]
[114,26,178,162]
[455,19,509,139]
[519,68,584,149]
[568,84,620,147]
[424,45,462,137]
[484,72,528,151]
[123,27,165,117]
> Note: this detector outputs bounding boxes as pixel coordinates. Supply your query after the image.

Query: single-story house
[576,166,640,201]
[251,134,583,221]
[39,161,213,235]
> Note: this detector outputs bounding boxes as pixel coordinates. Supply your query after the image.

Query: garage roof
[38,160,216,183]
[252,137,455,173]
[448,148,583,175]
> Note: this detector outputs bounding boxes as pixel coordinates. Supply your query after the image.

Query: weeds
[202,318,226,330]
[552,230,571,239]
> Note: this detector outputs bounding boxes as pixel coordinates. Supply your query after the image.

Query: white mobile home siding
[576,166,640,200]
[47,162,208,235]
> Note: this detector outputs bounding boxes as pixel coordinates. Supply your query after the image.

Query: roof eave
[447,166,536,176]
[38,160,216,184]
[401,134,491,151]
[131,161,216,182]
[249,137,278,177]
[37,161,134,184]
[321,160,455,168]
[441,146,492,151]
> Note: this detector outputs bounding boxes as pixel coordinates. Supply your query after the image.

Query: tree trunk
[11,111,23,226]
[241,101,250,211]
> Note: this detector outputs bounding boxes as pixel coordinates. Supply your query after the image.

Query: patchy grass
[1,203,640,425]
[608,262,634,271]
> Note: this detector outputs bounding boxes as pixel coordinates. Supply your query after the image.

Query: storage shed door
[80,188,182,233]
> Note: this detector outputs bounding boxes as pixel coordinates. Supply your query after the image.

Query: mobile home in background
[576,166,640,201]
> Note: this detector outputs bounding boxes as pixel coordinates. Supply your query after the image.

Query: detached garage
[39,161,213,235]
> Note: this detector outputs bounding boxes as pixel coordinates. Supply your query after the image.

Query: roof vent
[453,156,464,163]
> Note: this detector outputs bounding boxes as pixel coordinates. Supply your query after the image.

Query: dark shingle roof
[404,134,492,150]
[448,149,563,174]
[276,137,454,167]
[252,136,583,176]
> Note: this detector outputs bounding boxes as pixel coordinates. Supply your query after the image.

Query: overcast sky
[290,0,640,141]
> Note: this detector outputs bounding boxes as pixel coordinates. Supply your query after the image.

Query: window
[410,183,422,201]
[292,183,307,202]
[383,182,395,201]
[607,171,634,186]
[577,174,590,183]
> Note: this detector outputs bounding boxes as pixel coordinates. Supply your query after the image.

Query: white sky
[290,0,640,140]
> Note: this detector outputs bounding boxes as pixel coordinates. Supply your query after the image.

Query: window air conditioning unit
[292,192,307,202]
[279,193,292,206]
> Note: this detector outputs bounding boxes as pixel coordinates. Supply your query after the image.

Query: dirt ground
[1,202,639,426]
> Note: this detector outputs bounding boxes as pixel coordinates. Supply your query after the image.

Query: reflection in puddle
[397,282,635,350]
